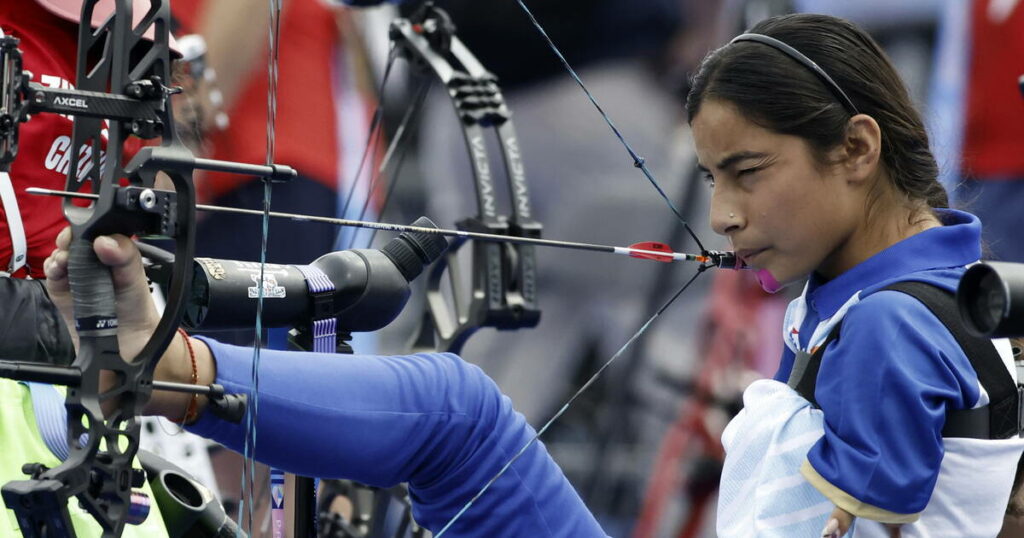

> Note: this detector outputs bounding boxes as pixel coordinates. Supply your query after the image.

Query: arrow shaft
[27,187,708,264]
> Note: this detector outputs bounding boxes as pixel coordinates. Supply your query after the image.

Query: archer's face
[691,99,863,287]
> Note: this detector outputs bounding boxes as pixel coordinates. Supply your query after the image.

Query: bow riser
[0,2,196,536]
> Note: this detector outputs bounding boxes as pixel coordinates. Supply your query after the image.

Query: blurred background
[145,0,1024,536]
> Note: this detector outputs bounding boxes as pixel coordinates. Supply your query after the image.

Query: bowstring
[225,3,713,534]
[239,0,282,534]
[512,0,705,255]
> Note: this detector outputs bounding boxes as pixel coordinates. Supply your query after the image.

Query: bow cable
[357,77,433,249]
[337,45,399,250]
[434,269,706,537]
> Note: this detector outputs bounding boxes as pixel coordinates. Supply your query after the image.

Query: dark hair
[686,13,948,209]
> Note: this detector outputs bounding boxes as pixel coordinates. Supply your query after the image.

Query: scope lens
[973,270,1008,334]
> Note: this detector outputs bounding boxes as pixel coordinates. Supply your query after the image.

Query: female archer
[44,12,1024,538]
[689,13,1023,537]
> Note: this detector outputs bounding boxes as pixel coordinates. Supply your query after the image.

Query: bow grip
[68,231,118,335]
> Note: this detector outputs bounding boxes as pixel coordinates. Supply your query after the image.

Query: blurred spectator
[169,0,396,356]
[955,0,1024,263]
[170,0,383,266]
[0,0,152,279]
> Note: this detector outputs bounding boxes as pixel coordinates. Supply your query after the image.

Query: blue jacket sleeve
[187,337,607,537]
[804,290,982,517]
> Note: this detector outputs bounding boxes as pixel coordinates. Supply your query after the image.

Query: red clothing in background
[0,0,144,278]
[962,0,1024,178]
[171,0,345,203]
[1,1,88,278]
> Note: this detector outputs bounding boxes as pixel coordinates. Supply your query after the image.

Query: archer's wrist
[189,336,215,421]
[145,331,214,419]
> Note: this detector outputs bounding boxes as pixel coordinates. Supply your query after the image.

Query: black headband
[729,33,860,116]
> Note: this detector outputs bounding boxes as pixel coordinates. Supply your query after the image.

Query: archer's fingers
[91,234,147,293]
[43,228,73,295]
[822,507,854,537]
[45,229,143,292]
[55,225,71,250]
[91,233,137,267]
[44,247,70,288]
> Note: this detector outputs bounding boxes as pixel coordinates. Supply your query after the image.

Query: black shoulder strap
[788,280,1022,439]
[789,323,841,409]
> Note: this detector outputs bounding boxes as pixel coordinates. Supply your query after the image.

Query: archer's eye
[701,172,715,188]
[737,166,763,177]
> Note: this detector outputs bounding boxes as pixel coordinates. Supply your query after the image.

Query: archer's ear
[840,114,883,183]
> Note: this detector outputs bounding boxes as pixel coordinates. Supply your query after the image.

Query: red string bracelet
[173,328,200,424]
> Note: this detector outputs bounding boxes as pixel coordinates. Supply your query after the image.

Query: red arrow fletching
[628,241,673,263]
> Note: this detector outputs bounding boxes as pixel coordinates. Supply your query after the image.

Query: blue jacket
[775,209,996,516]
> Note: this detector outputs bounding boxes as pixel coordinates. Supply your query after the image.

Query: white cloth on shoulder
[717,378,1024,538]
[717,379,831,538]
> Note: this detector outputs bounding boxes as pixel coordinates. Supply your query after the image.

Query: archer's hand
[44,227,214,419]
[44,228,159,360]
[822,507,902,537]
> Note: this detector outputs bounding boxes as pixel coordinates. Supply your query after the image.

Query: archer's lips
[735,247,769,265]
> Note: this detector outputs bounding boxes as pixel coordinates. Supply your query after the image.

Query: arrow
[27,187,743,268]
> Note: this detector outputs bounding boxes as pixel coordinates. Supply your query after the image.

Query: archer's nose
[709,194,743,236]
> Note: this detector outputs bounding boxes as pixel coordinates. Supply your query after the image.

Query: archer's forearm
[185,340,608,536]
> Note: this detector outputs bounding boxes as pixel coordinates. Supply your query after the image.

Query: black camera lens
[969,270,1007,335]
[957,262,1024,338]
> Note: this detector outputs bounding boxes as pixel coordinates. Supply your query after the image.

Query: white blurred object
[988,0,1021,24]
[0,171,26,276]
[175,33,207,63]
[926,0,971,199]
[139,417,222,502]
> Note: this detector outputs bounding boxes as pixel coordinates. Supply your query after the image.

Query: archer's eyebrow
[696,151,772,172]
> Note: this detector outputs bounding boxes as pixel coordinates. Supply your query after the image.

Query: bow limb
[265,6,549,536]
[385,4,543,354]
